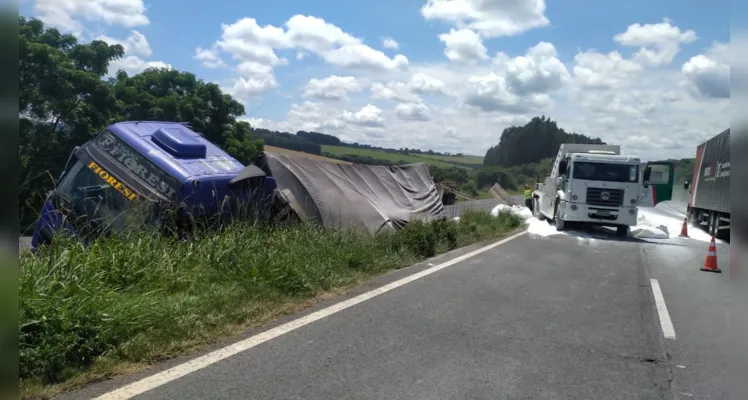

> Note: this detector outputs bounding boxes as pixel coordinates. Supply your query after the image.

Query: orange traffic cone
[700,237,721,273]
[678,217,689,238]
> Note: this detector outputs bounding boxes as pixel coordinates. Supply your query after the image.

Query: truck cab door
[638,162,675,207]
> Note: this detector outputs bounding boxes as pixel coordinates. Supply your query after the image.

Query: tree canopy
[483,116,605,167]
[18,17,263,231]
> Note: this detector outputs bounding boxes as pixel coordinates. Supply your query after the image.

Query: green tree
[18,17,264,231]
[109,68,263,164]
[19,16,124,231]
[484,116,605,167]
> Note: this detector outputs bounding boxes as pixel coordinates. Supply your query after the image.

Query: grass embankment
[19,211,522,399]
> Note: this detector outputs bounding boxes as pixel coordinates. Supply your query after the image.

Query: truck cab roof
[107,121,244,183]
[570,153,641,164]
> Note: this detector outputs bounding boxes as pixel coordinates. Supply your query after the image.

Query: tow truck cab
[31,121,276,249]
[533,144,674,237]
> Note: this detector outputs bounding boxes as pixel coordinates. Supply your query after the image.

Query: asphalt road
[64,201,729,400]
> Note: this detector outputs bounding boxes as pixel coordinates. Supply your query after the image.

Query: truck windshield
[572,162,639,183]
[55,159,141,232]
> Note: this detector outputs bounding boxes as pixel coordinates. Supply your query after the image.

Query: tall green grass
[19,211,520,396]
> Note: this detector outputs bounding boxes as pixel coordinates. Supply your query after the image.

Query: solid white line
[650,279,676,339]
[94,230,529,400]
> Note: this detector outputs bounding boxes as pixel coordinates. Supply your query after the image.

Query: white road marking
[94,230,529,400]
[650,279,676,339]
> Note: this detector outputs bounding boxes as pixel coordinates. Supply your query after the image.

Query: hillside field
[264,145,352,164]
[320,145,481,169]
[415,153,484,164]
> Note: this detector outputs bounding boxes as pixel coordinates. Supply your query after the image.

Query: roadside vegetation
[20,211,522,399]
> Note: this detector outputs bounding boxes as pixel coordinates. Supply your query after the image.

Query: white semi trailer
[532,144,675,237]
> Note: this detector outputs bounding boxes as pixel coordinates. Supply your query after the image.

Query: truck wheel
[555,215,565,231]
[554,200,565,231]
[690,210,700,227]
[616,225,629,237]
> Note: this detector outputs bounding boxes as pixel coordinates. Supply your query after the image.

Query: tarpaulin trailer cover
[258,152,445,233]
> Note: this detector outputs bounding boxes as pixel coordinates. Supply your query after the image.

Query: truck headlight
[630,198,636,205]
[629,208,636,215]
[572,195,578,201]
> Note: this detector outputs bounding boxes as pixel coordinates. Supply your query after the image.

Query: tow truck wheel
[616,225,629,237]
[554,200,565,231]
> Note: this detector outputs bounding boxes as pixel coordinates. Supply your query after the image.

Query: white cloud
[682,41,730,99]
[458,41,566,113]
[108,56,172,76]
[216,17,289,67]
[284,14,359,53]
[194,46,225,68]
[498,41,570,95]
[395,102,431,121]
[382,37,399,50]
[572,50,643,89]
[33,0,149,36]
[613,18,698,67]
[229,76,279,98]
[421,0,550,38]
[96,30,151,56]
[235,61,274,76]
[439,28,488,64]
[463,72,549,113]
[321,44,409,71]
[220,15,727,161]
[371,82,422,103]
[408,73,446,94]
[304,75,363,100]
[341,104,385,127]
[208,15,409,95]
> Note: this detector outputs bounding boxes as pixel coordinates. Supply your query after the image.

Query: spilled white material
[490,204,533,220]
[491,204,563,238]
[490,201,715,242]
[634,204,714,242]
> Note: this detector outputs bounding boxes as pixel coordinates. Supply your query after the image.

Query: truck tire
[554,200,565,231]
[691,210,700,228]
[616,225,629,237]
[707,213,716,237]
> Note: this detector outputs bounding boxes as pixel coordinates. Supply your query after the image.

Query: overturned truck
[257,153,444,233]
[31,121,445,248]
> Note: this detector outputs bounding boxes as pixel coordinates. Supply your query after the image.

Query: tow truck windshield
[572,161,639,183]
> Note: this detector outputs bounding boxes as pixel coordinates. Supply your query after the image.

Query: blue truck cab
[32,121,275,249]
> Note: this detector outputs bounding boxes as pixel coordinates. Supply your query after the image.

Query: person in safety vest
[524,184,533,211]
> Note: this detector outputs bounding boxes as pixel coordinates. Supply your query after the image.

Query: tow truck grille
[586,187,624,207]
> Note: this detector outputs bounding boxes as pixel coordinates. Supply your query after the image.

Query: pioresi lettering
[87,161,138,201]
[97,133,178,200]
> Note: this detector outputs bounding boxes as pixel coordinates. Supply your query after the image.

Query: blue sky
[21,0,730,160]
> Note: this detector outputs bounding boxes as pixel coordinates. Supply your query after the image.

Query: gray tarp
[263,152,444,233]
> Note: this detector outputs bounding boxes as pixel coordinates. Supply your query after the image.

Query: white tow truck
[532,143,675,237]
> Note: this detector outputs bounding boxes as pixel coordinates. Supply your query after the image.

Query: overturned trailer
[31,121,446,248]
[255,152,444,234]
